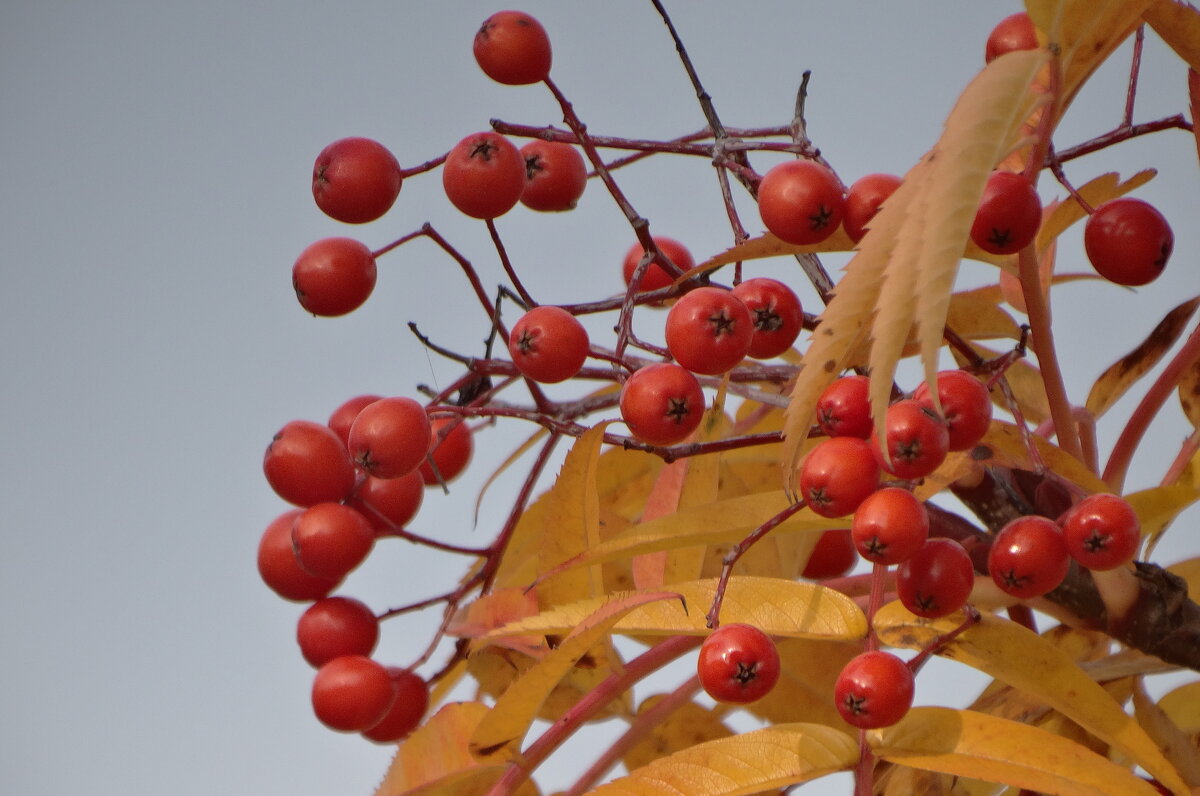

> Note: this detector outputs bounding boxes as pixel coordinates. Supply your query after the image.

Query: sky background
[2,2,1198,795]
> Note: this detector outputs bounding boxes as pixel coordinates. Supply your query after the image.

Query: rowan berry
[798,437,880,518]
[913,369,993,451]
[292,237,377,317]
[622,236,694,294]
[291,503,375,581]
[347,397,432,479]
[835,651,914,729]
[442,132,527,219]
[311,655,395,732]
[697,623,781,704]
[619,363,705,446]
[419,417,474,486]
[1083,198,1174,286]
[851,487,929,565]
[473,10,552,85]
[311,137,402,224]
[327,394,383,448]
[264,419,356,507]
[297,596,380,668]
[986,12,1039,62]
[508,305,589,384]
[1061,493,1141,571]
[757,160,845,246]
[665,287,753,375]
[801,529,857,579]
[362,668,429,743]
[816,375,872,439]
[256,510,340,602]
[970,171,1041,256]
[730,277,804,359]
[348,471,424,533]
[897,538,975,618]
[520,140,586,212]
[988,515,1070,599]
[843,173,901,243]
[872,400,950,480]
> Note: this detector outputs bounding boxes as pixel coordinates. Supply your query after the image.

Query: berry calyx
[835,651,915,729]
[508,305,590,384]
[697,623,781,704]
[1061,493,1141,571]
[619,363,705,446]
[292,237,378,317]
[757,160,845,246]
[473,10,552,85]
[312,137,402,224]
[1083,198,1174,286]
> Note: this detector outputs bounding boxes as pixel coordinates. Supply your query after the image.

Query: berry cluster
[254,7,1195,794]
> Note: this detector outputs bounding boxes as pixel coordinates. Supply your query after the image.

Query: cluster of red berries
[256,396,473,740]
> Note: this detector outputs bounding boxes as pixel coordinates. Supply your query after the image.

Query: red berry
[348,471,424,533]
[311,655,396,732]
[757,160,845,246]
[442,132,527,219]
[897,538,975,618]
[1061,493,1141,571]
[508,305,590,384]
[986,12,1039,62]
[988,515,1070,599]
[362,668,430,743]
[622,237,694,294]
[835,651,914,729]
[913,370,993,452]
[264,419,356,507]
[664,287,753,375]
[851,487,929,565]
[347,397,432,479]
[697,623,781,704]
[419,417,474,486]
[473,10,552,85]
[872,400,950,480]
[730,278,804,359]
[297,596,380,668]
[619,363,705,446]
[843,173,902,243]
[816,375,872,439]
[798,437,880,518]
[1083,198,1173,286]
[256,510,339,601]
[520,140,586,212]
[311,137,402,224]
[328,394,383,448]
[970,171,1042,256]
[801,529,857,580]
[292,237,377,317]
[291,503,375,581]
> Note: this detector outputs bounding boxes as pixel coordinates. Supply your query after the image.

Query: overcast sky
[2,3,1198,795]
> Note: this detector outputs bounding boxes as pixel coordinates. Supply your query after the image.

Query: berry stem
[1048,114,1192,165]
[1122,25,1145,129]
[486,634,702,796]
[486,218,537,308]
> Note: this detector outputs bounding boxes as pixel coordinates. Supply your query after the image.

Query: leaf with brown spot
[1086,297,1200,419]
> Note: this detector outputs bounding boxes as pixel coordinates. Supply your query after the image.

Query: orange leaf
[1133,677,1200,787]
[631,458,689,590]
[1144,0,1200,72]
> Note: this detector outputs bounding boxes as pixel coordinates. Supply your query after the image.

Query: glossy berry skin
[986,12,1039,62]
[872,400,950,480]
[291,503,375,581]
[311,655,396,732]
[798,437,880,518]
[851,487,929,565]
[419,417,474,486]
[363,668,429,743]
[697,623,781,704]
[508,305,589,383]
[292,237,377,317]
[1061,493,1141,571]
[664,287,753,375]
[442,132,527,219]
[327,394,383,448]
[731,278,804,359]
[347,397,432,479]
[1083,198,1174,286]
[473,10,552,85]
[843,173,902,243]
[913,370,993,452]
[256,510,340,601]
[897,538,975,618]
[970,171,1042,256]
[348,471,424,533]
[264,419,356,507]
[835,651,914,729]
[622,237,694,294]
[520,140,586,212]
[312,137,402,224]
[619,363,705,446]
[801,529,857,580]
[816,375,872,439]
[988,515,1070,599]
[758,160,845,246]
[297,596,380,668]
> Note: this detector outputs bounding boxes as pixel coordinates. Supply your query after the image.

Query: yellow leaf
[946,287,1024,342]
[537,423,611,608]
[1085,297,1200,419]
[1159,681,1200,733]
[746,638,861,731]
[870,707,1162,796]
[1167,556,1200,597]
[692,228,859,275]
[488,577,867,641]
[622,697,734,773]
[1134,678,1200,787]
[667,409,728,586]
[873,601,1192,795]
[470,590,679,760]
[374,702,539,796]
[1125,484,1200,558]
[587,722,858,795]
[1144,0,1200,72]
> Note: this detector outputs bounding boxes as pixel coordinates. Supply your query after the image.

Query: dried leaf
[588,722,858,795]
[470,590,679,760]
[1144,0,1200,72]
[374,702,539,796]
[1085,297,1200,419]
[1180,348,1200,427]
[1133,677,1200,786]
[873,601,1191,794]
[487,577,867,641]
[870,707,1162,795]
